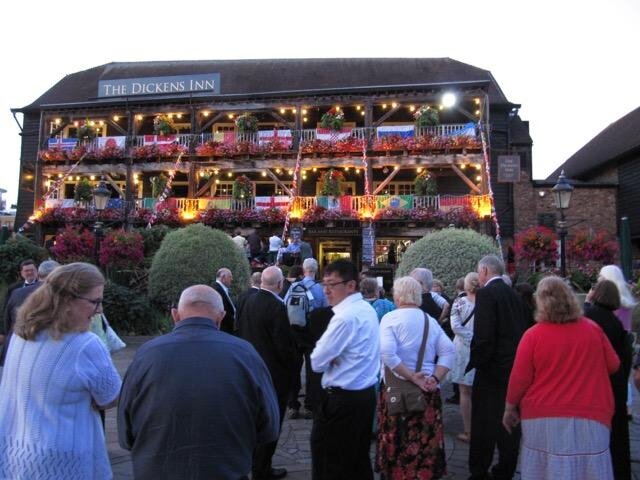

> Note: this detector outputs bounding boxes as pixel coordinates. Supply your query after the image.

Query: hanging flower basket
[320,107,345,131]
[319,169,345,197]
[153,114,175,135]
[414,170,437,195]
[235,113,259,133]
[232,175,253,200]
[413,105,440,127]
[76,120,96,141]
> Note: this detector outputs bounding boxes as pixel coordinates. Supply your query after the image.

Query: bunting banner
[478,118,502,251]
[376,125,415,138]
[213,131,236,144]
[315,127,353,141]
[143,135,178,145]
[97,136,126,148]
[255,196,290,210]
[258,129,292,147]
[146,152,185,228]
[281,144,303,244]
[48,138,78,151]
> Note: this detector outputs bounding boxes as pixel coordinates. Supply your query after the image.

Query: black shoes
[268,467,288,479]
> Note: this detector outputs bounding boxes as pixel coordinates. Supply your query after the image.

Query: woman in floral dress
[376,276,455,480]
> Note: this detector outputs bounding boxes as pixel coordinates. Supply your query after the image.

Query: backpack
[287,282,311,327]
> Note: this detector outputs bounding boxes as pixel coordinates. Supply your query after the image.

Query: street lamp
[551,170,574,277]
[92,181,111,266]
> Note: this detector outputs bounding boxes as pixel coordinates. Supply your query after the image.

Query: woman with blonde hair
[0,262,121,479]
[448,272,480,443]
[376,276,455,479]
[503,276,620,479]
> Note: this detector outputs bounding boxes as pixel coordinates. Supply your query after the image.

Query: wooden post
[364,101,374,194]
[293,105,303,150]
[188,162,197,198]
[124,111,135,230]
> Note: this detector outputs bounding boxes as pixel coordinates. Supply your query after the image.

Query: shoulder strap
[415,313,430,373]
[461,307,476,327]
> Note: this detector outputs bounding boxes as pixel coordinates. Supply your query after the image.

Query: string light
[227,172,232,178]
[54,118,61,125]
[474,98,481,105]
[409,105,416,112]
[312,167,317,172]
[417,167,423,173]
[199,171,205,177]
[135,114,143,121]
[280,108,286,114]
[382,103,387,109]
[177,113,183,119]
[360,111,365,116]
[203,111,210,117]
[73,121,79,127]
[303,117,308,123]
[227,113,234,119]
[261,171,267,177]
[356,105,361,111]
[475,175,482,182]
[391,102,397,108]
[302,109,307,115]
[335,106,341,111]
[90,175,96,180]
[113,115,120,122]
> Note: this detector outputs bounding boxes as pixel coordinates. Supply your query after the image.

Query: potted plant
[414,170,437,195]
[413,105,440,127]
[74,178,94,206]
[153,114,175,136]
[319,169,345,197]
[320,107,345,131]
[235,113,259,133]
[232,175,253,200]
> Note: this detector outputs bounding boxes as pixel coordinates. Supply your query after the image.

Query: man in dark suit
[2,259,38,319]
[213,267,236,334]
[467,254,527,480]
[237,266,295,480]
[235,272,262,332]
[1,260,59,366]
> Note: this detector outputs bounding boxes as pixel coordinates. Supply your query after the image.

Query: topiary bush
[395,228,500,295]
[0,236,49,284]
[148,223,251,308]
[103,281,166,334]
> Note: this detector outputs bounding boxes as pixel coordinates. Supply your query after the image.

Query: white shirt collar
[332,292,363,314]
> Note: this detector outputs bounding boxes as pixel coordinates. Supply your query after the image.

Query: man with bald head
[237,266,295,480]
[118,285,280,480]
[213,267,236,333]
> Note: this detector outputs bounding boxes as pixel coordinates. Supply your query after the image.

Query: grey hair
[409,267,433,291]
[38,260,60,279]
[250,272,262,287]
[216,267,231,279]
[393,276,423,307]
[478,255,505,276]
[360,277,379,298]
[261,266,283,289]
[302,258,319,275]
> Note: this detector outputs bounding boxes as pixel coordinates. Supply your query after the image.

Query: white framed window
[372,182,415,195]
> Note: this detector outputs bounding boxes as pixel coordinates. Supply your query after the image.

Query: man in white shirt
[310,259,379,480]
[268,234,283,265]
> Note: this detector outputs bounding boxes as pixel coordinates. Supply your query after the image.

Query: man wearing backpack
[284,258,328,419]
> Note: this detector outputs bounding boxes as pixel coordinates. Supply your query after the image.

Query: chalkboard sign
[497,155,521,182]
[362,224,375,265]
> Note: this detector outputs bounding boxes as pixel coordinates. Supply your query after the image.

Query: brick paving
[108,336,640,479]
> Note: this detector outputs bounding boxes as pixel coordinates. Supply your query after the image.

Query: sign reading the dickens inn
[98,73,221,98]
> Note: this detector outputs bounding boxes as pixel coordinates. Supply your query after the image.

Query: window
[372,182,415,195]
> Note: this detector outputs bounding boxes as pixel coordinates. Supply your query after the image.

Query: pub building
[11,58,533,271]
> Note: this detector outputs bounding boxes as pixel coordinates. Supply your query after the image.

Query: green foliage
[414,106,440,127]
[0,236,48,284]
[103,281,166,335]
[414,171,437,196]
[148,224,251,308]
[395,228,500,295]
[74,178,93,203]
[136,225,173,257]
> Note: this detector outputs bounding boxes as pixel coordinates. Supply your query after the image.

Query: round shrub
[0,236,48,284]
[99,229,144,270]
[103,282,165,335]
[395,228,500,295]
[148,223,251,308]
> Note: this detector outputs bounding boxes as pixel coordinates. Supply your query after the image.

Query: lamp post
[92,181,111,266]
[551,170,574,278]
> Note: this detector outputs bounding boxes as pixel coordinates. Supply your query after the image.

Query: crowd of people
[0,252,638,479]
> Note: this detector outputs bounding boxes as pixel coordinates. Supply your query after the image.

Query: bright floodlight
[442,92,457,108]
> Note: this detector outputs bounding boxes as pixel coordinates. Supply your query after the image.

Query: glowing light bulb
[135,114,143,121]
[391,102,397,108]
[177,113,183,119]
[409,105,415,112]
[382,103,387,109]
[356,105,361,111]
[280,108,286,114]
[227,172,232,177]
[113,115,120,122]
[302,109,307,114]
[227,113,234,119]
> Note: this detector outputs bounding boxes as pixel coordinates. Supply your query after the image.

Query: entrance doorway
[318,240,352,270]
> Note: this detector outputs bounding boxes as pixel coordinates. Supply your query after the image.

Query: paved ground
[108,336,640,479]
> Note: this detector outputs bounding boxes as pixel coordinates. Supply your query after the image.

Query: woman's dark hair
[288,265,304,279]
[323,259,358,283]
[515,283,535,309]
[592,279,621,310]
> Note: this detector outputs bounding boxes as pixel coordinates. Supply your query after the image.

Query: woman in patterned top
[0,262,121,480]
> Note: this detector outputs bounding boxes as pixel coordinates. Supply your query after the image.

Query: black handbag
[384,313,430,415]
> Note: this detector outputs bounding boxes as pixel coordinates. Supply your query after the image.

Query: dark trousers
[288,349,312,410]
[611,384,631,480]
[253,387,287,479]
[311,385,375,480]
[468,381,520,480]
